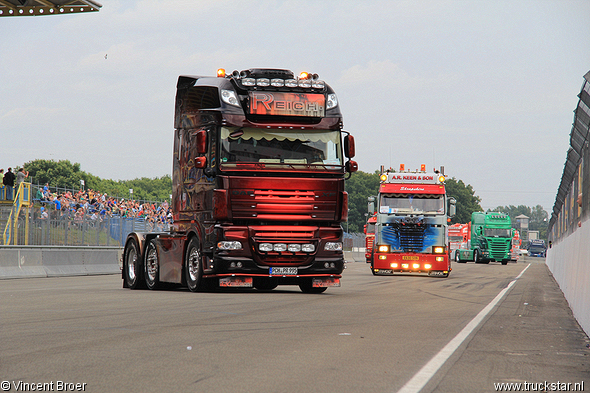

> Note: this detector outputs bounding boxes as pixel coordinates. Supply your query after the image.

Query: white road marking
[396,263,531,393]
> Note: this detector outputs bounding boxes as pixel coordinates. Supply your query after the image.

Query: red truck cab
[122,68,357,293]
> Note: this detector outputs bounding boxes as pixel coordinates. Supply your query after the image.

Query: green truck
[456,212,513,265]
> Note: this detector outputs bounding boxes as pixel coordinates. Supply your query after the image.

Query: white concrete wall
[0,246,122,279]
[546,223,590,336]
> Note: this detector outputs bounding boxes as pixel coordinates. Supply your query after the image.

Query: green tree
[445,177,483,224]
[344,170,380,233]
[489,204,549,240]
[24,159,93,191]
[22,159,172,202]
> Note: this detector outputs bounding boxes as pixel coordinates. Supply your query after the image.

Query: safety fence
[5,214,169,247]
[343,232,366,250]
[1,182,171,246]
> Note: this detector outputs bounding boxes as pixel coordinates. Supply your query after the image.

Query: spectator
[16,168,29,188]
[3,168,15,200]
[0,169,4,185]
[43,183,50,200]
[39,207,48,220]
[51,194,62,215]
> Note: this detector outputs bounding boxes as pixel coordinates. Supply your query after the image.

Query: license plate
[402,256,420,260]
[374,269,393,275]
[312,278,340,288]
[429,271,447,277]
[270,267,298,275]
[219,277,253,287]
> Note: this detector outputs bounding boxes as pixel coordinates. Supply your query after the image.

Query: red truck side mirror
[196,130,207,154]
[344,135,355,158]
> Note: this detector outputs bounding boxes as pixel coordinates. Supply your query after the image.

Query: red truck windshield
[219,127,342,170]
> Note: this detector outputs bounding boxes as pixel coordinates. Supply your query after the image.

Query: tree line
[21,159,172,202]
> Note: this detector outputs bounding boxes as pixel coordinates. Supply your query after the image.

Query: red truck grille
[228,177,340,221]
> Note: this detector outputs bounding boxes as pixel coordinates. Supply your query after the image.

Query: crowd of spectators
[35,185,173,231]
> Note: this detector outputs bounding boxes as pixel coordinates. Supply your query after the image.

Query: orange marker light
[400,164,405,171]
[421,164,426,172]
[299,71,309,80]
[217,68,226,77]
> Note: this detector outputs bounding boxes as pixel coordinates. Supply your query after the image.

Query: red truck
[364,214,376,263]
[369,164,456,278]
[448,222,469,262]
[122,68,357,293]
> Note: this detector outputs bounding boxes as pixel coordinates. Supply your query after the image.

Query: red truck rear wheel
[185,237,204,292]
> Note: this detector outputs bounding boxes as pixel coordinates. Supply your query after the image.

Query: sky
[1,0,589,213]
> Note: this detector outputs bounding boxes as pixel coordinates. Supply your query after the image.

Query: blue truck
[527,239,547,257]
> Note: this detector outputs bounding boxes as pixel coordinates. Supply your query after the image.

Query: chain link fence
[6,211,168,246]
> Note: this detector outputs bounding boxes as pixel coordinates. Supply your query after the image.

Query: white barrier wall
[546,223,590,336]
[0,246,122,279]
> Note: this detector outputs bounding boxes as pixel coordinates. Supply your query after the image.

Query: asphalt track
[0,257,588,393]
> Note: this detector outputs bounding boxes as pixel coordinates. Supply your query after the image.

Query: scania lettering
[456,212,513,265]
[122,68,357,293]
[368,164,456,278]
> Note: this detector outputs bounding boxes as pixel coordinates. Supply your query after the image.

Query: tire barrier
[0,246,122,279]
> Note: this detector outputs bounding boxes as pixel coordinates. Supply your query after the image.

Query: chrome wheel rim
[127,248,137,281]
[188,247,200,281]
[146,247,158,282]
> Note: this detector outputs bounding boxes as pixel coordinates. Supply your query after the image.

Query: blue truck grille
[399,227,426,251]
[382,223,427,252]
